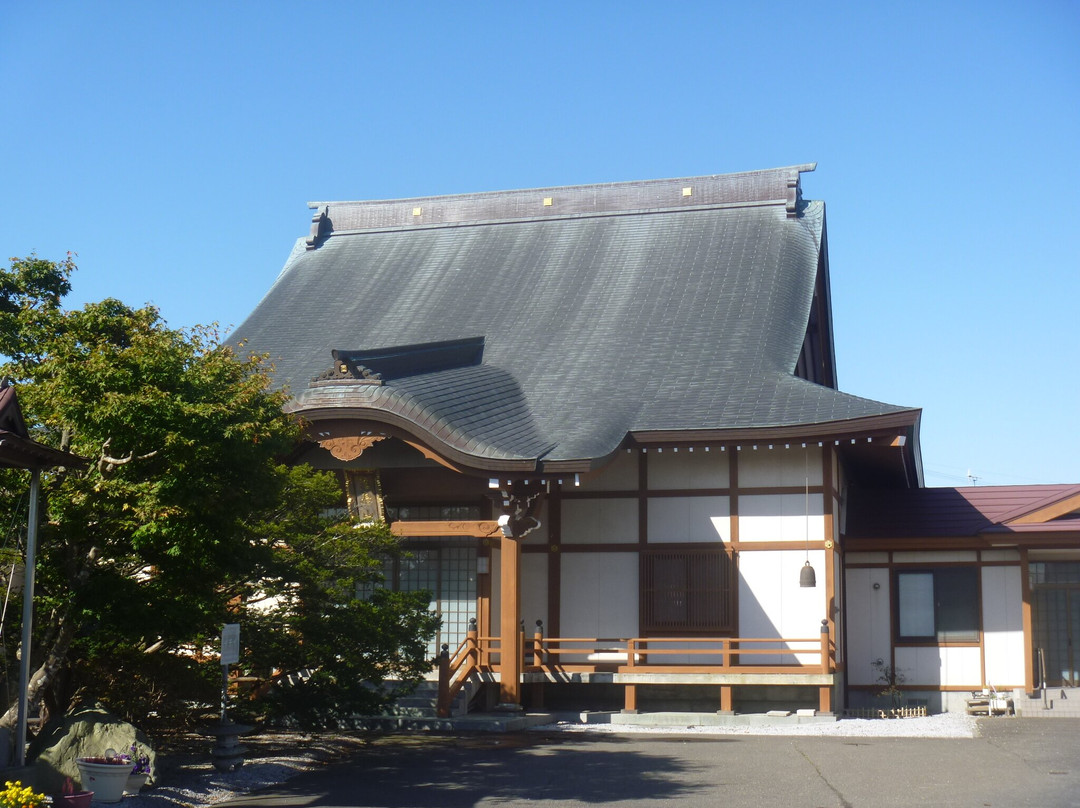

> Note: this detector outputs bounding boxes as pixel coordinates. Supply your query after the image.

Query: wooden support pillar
[1020,547,1034,693]
[498,534,522,708]
[719,685,733,713]
[623,685,638,713]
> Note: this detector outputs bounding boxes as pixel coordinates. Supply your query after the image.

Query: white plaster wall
[560,553,639,643]
[561,498,637,544]
[738,494,825,543]
[647,496,730,542]
[893,550,978,564]
[648,449,729,489]
[982,565,1026,687]
[521,552,549,633]
[738,549,827,664]
[844,567,891,685]
[577,450,638,492]
[738,446,822,488]
[846,552,889,564]
[894,646,982,687]
[982,550,1021,562]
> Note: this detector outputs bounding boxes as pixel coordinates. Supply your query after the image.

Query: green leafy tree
[0,255,437,728]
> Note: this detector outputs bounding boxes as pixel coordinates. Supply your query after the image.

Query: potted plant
[1,780,49,808]
[124,744,152,794]
[75,749,131,803]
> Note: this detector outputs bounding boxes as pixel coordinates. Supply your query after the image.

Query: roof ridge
[304,164,817,249]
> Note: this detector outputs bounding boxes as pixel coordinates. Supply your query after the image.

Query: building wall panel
[560,552,639,640]
[648,449,729,489]
[895,646,981,686]
[738,549,827,664]
[561,498,637,544]
[738,446,822,488]
[738,494,824,543]
[981,565,1025,686]
[647,496,730,542]
[844,567,891,685]
[893,550,978,564]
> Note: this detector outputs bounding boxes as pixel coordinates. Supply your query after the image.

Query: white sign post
[220,623,240,722]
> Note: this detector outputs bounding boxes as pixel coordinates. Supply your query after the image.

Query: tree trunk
[0,615,76,731]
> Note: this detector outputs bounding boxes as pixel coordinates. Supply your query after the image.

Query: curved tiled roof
[231,166,917,470]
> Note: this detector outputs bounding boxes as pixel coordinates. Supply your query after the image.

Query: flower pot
[75,759,130,804]
[58,792,94,808]
[124,773,148,795]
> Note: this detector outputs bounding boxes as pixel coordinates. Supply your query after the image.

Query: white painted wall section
[739,494,825,543]
[521,552,549,633]
[981,566,1025,687]
[845,567,891,685]
[649,450,729,489]
[738,446,822,487]
[895,646,982,687]
[560,552,638,641]
[647,496,730,542]
[561,499,637,544]
[738,550,827,664]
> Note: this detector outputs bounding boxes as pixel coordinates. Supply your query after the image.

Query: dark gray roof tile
[237,166,914,467]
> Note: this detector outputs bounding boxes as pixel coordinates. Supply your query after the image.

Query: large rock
[28,702,157,795]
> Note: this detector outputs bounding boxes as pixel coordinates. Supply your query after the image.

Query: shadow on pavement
[218,732,732,807]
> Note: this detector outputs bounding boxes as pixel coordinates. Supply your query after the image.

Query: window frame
[894,566,980,644]
[640,548,735,635]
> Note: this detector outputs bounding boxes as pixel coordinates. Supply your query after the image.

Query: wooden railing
[436,619,833,715]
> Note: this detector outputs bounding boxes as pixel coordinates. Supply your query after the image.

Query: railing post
[820,619,831,673]
[533,619,544,667]
[436,643,451,718]
[819,619,833,715]
[468,617,480,668]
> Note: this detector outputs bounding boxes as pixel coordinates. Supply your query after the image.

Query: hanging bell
[799,560,817,588]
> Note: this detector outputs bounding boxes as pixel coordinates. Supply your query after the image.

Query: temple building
[231,165,1080,715]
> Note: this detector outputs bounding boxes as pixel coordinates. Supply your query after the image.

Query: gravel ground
[122,713,980,806]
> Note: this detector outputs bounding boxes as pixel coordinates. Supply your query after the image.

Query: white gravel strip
[530,712,979,738]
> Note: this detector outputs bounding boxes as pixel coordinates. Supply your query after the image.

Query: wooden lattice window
[641,550,734,633]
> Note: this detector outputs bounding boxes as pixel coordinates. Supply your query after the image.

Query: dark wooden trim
[847,684,1020,693]
[528,540,835,553]
[559,485,825,499]
[847,560,1020,569]
[638,451,648,545]
[548,487,561,638]
[629,411,921,447]
[729,450,740,661]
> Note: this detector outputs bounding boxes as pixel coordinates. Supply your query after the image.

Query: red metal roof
[846,484,1080,539]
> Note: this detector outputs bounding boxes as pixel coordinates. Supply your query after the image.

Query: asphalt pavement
[216,719,1080,808]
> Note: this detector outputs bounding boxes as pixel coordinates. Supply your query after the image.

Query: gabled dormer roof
[231,165,920,473]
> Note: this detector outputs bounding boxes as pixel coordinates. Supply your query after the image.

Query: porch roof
[846,484,1080,539]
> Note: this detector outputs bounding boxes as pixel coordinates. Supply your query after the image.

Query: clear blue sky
[2,1,1077,487]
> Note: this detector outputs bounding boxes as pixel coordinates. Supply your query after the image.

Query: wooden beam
[390,520,501,538]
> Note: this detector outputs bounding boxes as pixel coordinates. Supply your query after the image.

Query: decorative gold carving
[319,435,386,461]
[345,470,384,522]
